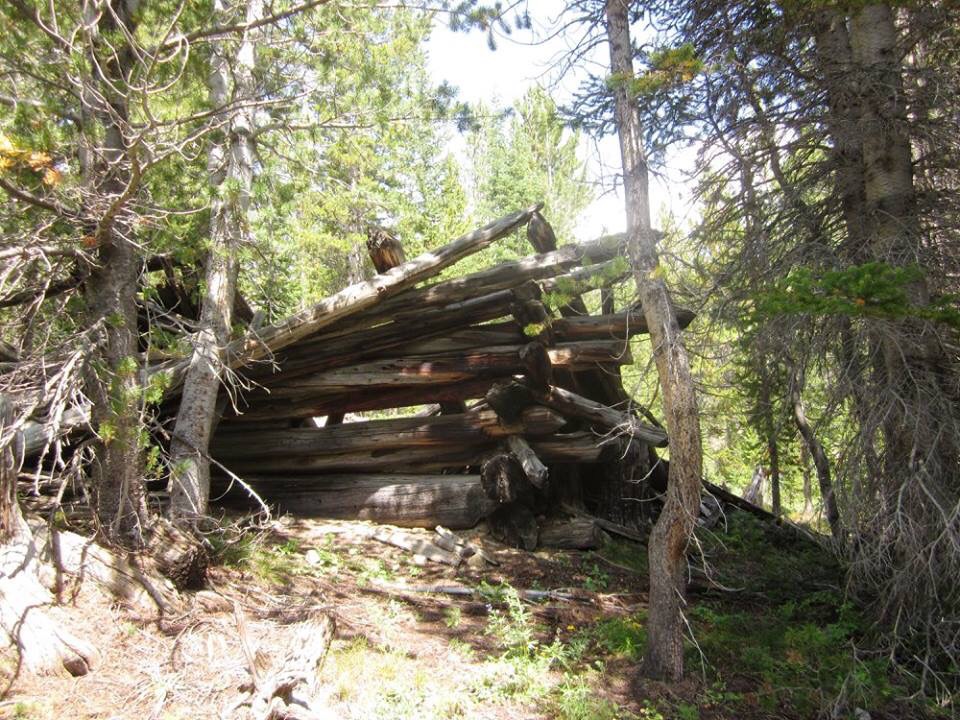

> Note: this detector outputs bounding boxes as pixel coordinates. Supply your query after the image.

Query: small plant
[444,606,462,628]
[583,563,610,592]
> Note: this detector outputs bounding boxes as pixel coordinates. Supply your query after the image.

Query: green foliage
[582,563,610,592]
[756,262,960,328]
[583,615,647,660]
[622,43,705,97]
[465,86,593,264]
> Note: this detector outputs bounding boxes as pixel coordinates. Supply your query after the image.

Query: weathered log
[219,474,497,530]
[487,502,539,551]
[225,378,497,422]
[215,430,607,475]
[552,308,696,342]
[481,453,534,505]
[219,443,488,474]
[366,226,406,273]
[22,403,91,457]
[506,435,549,489]
[369,527,461,567]
[261,342,628,398]
[345,231,626,323]
[213,407,566,459]
[531,433,606,463]
[536,384,668,447]
[485,380,537,424]
[520,341,553,391]
[537,517,609,550]
[241,282,541,386]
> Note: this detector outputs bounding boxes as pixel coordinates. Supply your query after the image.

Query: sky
[423,4,696,242]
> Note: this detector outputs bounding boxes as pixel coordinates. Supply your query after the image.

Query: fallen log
[218,474,497,530]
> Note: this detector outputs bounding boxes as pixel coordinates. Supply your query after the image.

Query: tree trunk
[605,0,703,683]
[800,444,815,520]
[82,0,147,544]
[849,4,956,493]
[790,366,841,538]
[758,374,781,516]
[169,0,262,519]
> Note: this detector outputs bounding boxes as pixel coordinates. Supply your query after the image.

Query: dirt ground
[0,515,669,720]
[0,514,931,720]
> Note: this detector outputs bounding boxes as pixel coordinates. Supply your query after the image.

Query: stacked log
[200,206,692,542]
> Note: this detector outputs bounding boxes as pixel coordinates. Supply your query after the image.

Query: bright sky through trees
[424,4,697,241]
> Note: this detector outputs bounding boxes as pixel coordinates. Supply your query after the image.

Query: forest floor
[0,510,943,720]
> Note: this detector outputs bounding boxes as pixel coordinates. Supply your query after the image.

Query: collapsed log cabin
[195,205,695,546]
[21,205,709,549]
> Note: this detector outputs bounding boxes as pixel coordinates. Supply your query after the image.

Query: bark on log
[481,453,534,505]
[538,517,609,550]
[218,474,497,530]
[487,502,539,551]
[367,226,406,273]
[506,435,549,490]
[536,384,668,446]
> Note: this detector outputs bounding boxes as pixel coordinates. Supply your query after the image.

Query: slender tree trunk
[169,0,262,518]
[82,0,147,544]
[758,370,781,515]
[604,0,703,683]
[789,366,841,538]
[800,443,814,520]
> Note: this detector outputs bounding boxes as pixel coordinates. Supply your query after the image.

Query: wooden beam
[212,407,565,459]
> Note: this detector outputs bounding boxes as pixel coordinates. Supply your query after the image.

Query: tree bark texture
[605,0,703,683]
[169,0,262,519]
[82,0,147,544]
